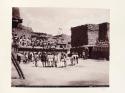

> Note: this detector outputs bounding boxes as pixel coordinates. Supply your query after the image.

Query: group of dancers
[17,51,79,68]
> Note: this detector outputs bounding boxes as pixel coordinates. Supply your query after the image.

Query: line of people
[34,52,79,68]
[17,51,79,68]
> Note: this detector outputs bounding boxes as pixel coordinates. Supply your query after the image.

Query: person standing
[53,52,58,67]
[17,54,21,64]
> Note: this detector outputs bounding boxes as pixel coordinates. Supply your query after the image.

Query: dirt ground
[11,59,109,87]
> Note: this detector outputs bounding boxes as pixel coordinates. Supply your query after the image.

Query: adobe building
[87,24,99,45]
[71,22,109,60]
[71,25,88,47]
[12,7,22,28]
[12,7,33,39]
[98,22,109,42]
[53,34,71,49]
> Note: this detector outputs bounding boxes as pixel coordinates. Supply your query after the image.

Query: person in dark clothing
[28,52,32,62]
[60,52,67,67]
[17,54,21,64]
[85,47,89,59]
[53,52,58,67]
[40,52,47,67]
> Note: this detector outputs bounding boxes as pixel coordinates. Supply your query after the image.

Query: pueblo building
[71,22,109,60]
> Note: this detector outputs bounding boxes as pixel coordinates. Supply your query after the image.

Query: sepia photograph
[11,7,110,87]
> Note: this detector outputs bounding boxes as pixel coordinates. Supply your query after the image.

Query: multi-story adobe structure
[71,22,109,60]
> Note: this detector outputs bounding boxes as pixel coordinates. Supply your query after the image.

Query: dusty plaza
[12,59,109,87]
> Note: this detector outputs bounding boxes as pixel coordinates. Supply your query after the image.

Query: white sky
[20,7,109,35]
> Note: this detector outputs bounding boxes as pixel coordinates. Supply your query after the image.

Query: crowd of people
[12,33,90,68]
[12,34,57,48]
[12,34,31,47]
[12,33,85,68]
[17,51,79,68]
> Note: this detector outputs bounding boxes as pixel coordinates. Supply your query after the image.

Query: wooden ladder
[11,53,25,79]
